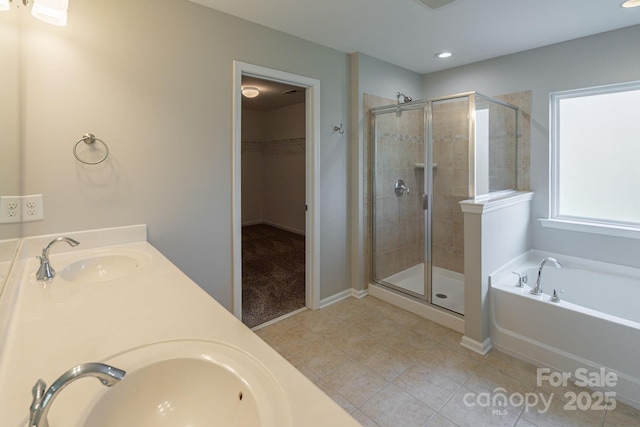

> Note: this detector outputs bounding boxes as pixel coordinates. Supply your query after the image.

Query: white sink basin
[79,340,291,427]
[60,251,149,283]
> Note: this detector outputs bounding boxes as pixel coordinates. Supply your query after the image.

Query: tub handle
[511,271,528,287]
[550,289,565,303]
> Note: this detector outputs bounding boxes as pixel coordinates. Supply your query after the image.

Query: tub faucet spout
[531,257,562,295]
[29,362,126,427]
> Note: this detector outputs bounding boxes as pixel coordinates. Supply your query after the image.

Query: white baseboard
[264,221,305,236]
[318,288,369,309]
[319,289,352,308]
[351,288,369,299]
[461,335,493,355]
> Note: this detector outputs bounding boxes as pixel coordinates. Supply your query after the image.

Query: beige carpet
[242,224,305,328]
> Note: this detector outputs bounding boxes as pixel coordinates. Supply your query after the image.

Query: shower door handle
[422,194,428,210]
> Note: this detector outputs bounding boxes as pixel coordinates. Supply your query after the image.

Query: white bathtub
[490,250,640,408]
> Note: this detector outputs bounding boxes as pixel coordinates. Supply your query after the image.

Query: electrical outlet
[0,196,22,223]
[22,194,44,222]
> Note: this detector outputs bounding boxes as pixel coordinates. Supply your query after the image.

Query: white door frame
[232,61,321,319]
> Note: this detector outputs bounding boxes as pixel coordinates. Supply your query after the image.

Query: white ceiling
[189,0,640,74]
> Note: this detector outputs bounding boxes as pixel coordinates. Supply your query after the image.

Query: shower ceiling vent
[416,0,456,9]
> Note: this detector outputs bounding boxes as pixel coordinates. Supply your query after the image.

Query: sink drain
[435,293,448,299]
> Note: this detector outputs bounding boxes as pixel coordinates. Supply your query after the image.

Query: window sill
[539,218,640,240]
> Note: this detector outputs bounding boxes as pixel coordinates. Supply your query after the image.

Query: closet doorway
[232,62,320,327]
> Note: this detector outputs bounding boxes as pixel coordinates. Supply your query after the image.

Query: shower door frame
[370,100,431,302]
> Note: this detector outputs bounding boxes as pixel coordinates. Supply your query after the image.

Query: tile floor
[256,296,640,427]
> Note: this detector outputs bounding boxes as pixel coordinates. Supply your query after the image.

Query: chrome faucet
[530,257,562,295]
[511,271,528,288]
[36,237,80,281]
[29,363,126,427]
[550,288,565,303]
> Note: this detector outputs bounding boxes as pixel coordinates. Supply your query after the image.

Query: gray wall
[354,53,426,102]
[349,53,425,290]
[19,0,350,307]
[0,9,21,240]
[422,25,640,268]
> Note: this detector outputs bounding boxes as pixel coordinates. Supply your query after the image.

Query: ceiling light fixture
[0,0,24,12]
[622,0,640,7]
[242,87,260,98]
[435,51,453,59]
[31,0,69,26]
[0,0,69,26]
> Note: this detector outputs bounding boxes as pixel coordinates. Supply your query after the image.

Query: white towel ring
[73,133,109,165]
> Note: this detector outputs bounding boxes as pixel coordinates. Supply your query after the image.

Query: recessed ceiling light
[435,51,453,59]
[622,0,640,7]
[416,0,456,10]
[241,87,260,98]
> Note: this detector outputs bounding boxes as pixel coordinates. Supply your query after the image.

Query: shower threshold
[382,263,464,315]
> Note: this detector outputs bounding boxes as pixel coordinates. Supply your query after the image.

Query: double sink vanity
[0,225,359,426]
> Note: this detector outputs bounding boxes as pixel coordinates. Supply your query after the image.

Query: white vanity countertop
[0,225,359,426]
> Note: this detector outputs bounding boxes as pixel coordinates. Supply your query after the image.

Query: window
[543,81,640,238]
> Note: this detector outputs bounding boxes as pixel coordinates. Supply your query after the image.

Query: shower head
[397,92,412,104]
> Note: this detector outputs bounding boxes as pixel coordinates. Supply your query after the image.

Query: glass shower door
[473,94,518,197]
[371,102,428,300]
[429,96,469,314]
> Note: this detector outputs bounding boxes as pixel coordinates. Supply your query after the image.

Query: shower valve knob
[394,179,409,196]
